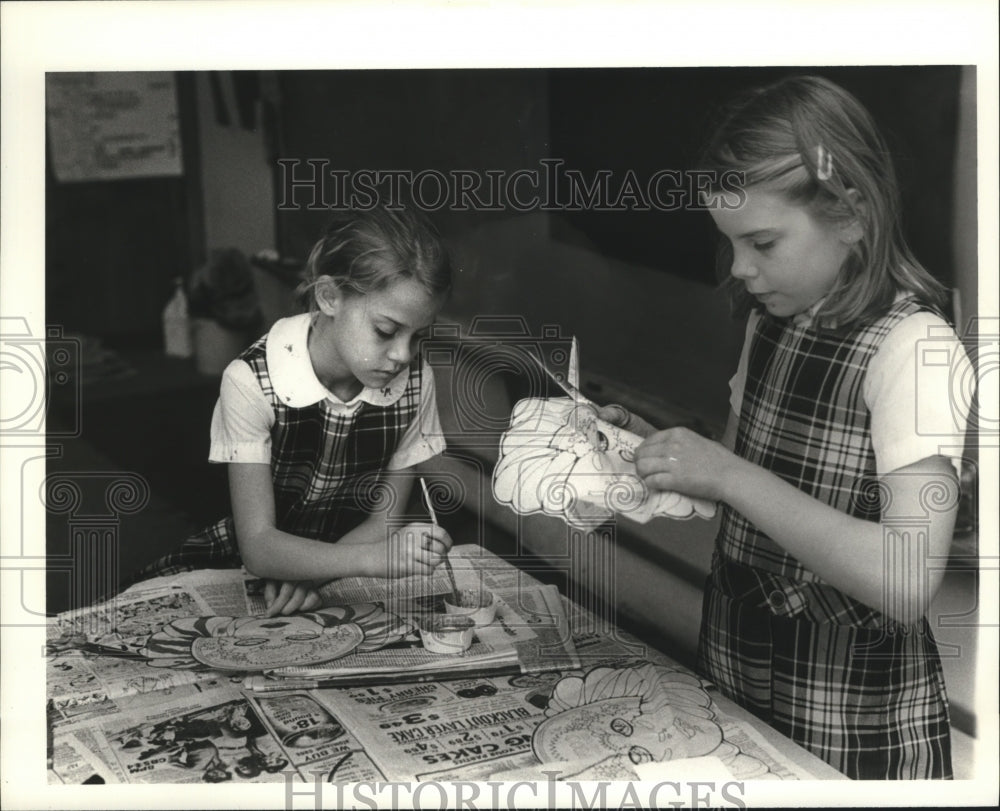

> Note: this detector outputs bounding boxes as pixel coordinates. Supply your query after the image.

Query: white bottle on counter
[162,277,193,358]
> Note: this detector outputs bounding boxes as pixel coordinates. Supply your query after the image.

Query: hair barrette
[816,145,834,181]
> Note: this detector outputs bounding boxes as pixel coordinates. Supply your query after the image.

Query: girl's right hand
[263,580,323,617]
[635,426,739,502]
[376,522,453,579]
[596,404,658,439]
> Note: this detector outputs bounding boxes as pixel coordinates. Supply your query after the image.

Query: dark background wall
[271,69,552,252]
[45,67,963,343]
[547,66,962,286]
[270,66,961,287]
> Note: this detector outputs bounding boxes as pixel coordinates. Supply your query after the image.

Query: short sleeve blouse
[727,305,971,476]
[208,314,445,470]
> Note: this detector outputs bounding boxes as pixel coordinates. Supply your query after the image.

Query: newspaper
[310,672,553,781]
[268,581,578,682]
[49,683,390,785]
[49,731,115,785]
[173,568,259,616]
[45,546,837,783]
[318,545,539,603]
[51,582,212,651]
[50,715,132,783]
[46,583,222,724]
[248,691,386,782]
[83,688,292,783]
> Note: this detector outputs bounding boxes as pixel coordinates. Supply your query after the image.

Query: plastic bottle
[162,277,193,358]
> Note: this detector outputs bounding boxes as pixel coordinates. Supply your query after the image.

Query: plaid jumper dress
[696,297,953,779]
[138,334,423,578]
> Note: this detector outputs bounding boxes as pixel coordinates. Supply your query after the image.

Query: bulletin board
[45,73,203,340]
[46,72,183,182]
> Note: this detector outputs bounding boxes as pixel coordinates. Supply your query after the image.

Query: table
[46,545,843,790]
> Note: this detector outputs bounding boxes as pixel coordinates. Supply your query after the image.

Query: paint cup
[443,589,497,627]
[419,614,474,654]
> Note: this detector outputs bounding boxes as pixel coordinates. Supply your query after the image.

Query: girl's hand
[596,404,658,439]
[263,580,323,617]
[635,426,740,501]
[379,522,453,579]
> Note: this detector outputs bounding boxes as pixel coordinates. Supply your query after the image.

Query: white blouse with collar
[208,314,445,470]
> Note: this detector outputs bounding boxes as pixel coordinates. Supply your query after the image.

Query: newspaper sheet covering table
[46,545,841,783]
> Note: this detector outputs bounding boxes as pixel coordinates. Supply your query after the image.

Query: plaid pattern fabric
[134,336,422,580]
[698,558,952,779]
[700,298,953,779]
[720,297,928,579]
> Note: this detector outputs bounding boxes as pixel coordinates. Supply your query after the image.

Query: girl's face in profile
[310,276,443,399]
[710,187,857,319]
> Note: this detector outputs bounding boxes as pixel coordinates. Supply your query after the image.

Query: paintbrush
[420,477,461,604]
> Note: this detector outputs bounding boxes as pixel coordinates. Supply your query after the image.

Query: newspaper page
[311,672,553,781]
[51,583,212,651]
[49,731,116,785]
[268,582,577,681]
[47,583,219,724]
[247,691,386,782]
[319,565,456,606]
[173,568,259,616]
[317,544,525,604]
[50,715,132,784]
[85,687,295,784]
[52,684,388,785]
[122,567,262,617]
[262,546,577,680]
[716,718,818,781]
[44,547,835,783]
[48,680,244,784]
[48,653,832,784]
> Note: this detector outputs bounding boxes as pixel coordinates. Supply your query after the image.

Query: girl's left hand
[264,579,323,617]
[595,404,658,439]
[635,427,740,502]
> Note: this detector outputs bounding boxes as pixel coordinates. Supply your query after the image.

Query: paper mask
[493,398,716,526]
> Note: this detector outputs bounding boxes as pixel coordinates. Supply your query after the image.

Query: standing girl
[603,75,969,779]
[138,206,454,616]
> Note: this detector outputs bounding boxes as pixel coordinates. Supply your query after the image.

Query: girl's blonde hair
[701,74,947,329]
[298,205,452,309]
